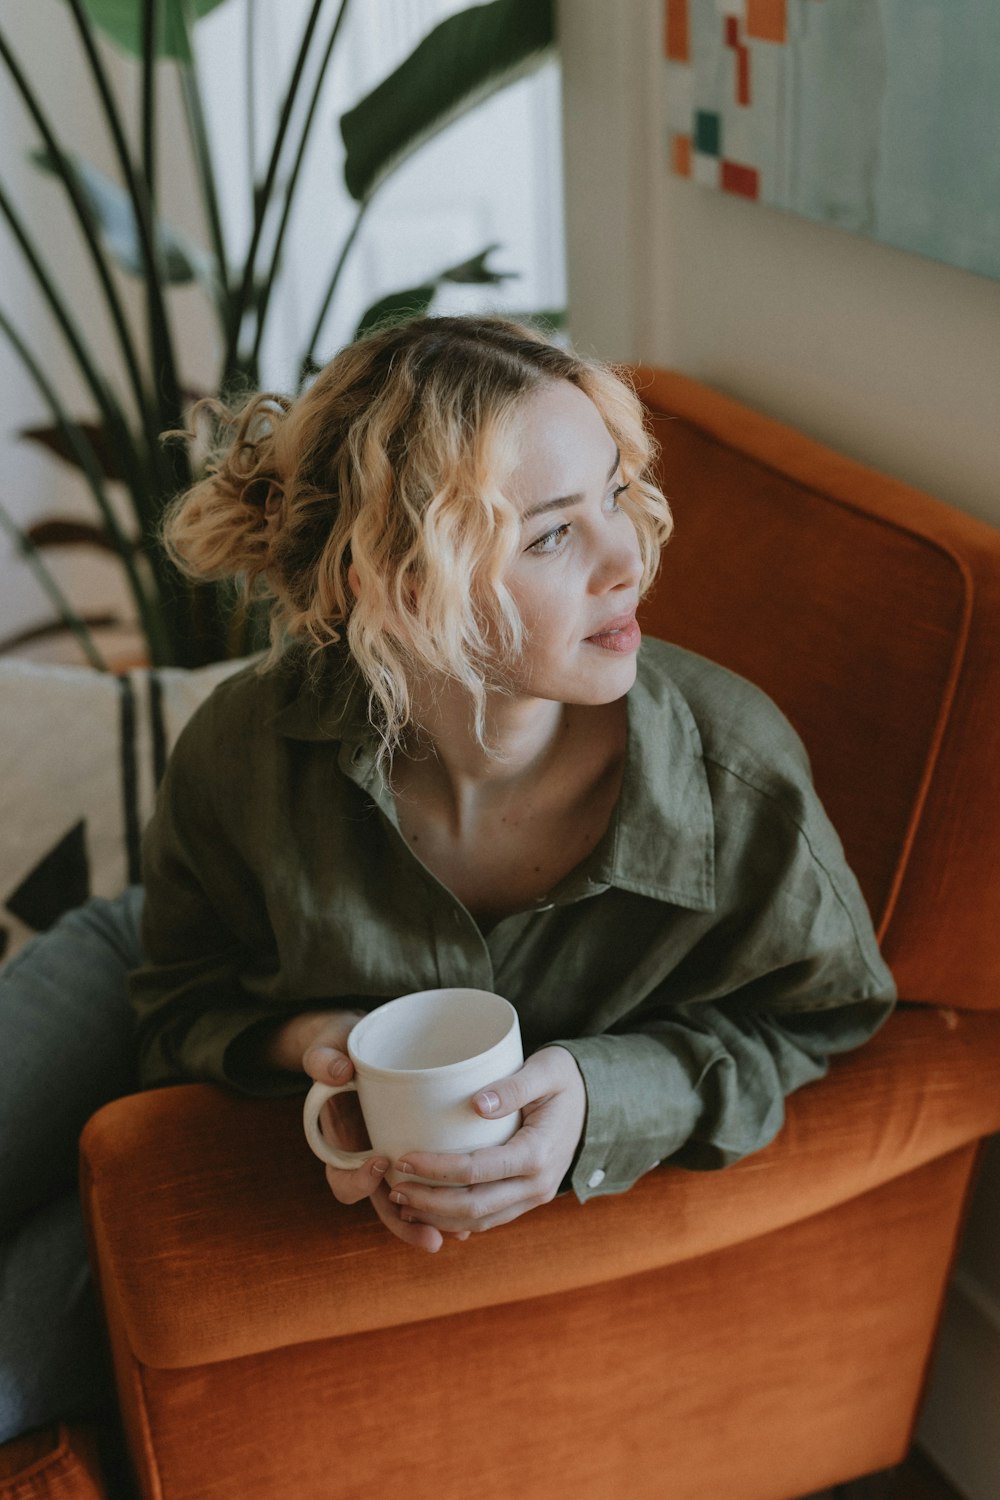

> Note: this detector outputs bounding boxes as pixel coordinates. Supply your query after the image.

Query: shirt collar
[273,639,716,913]
[594,641,716,912]
[271,648,371,748]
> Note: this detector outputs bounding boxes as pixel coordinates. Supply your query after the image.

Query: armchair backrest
[632,368,1000,1011]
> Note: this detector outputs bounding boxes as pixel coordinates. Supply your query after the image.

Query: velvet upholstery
[78,370,1000,1500]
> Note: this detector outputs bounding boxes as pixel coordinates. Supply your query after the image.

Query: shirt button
[587,1168,606,1189]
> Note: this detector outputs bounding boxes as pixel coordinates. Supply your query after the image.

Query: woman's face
[500,379,644,707]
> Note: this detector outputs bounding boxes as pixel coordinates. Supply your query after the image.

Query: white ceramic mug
[302,987,523,1186]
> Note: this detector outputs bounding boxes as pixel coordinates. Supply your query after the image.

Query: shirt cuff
[138,1005,310,1096]
[553,1034,707,1203]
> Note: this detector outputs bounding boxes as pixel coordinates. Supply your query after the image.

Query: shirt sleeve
[129,698,302,1095]
[557,990,894,1201]
[554,787,897,1202]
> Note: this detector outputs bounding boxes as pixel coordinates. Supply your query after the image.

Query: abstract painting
[664,0,1000,281]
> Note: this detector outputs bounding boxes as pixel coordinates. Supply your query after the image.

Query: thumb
[473,1052,550,1118]
[303,1045,353,1086]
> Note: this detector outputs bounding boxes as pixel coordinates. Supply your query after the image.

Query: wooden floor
[803,1447,966,1499]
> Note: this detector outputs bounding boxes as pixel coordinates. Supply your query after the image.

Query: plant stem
[300,195,370,377]
[142,0,157,202]
[176,70,229,333]
[224,0,326,378]
[246,0,256,203]
[0,176,140,463]
[249,0,351,368]
[0,26,152,437]
[0,303,170,662]
[175,0,229,328]
[0,503,109,671]
[0,178,164,568]
[65,0,183,448]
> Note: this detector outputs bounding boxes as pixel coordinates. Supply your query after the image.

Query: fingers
[470,1045,575,1122]
[387,1131,556,1234]
[368,1181,445,1254]
[303,1044,353,1086]
[387,1049,587,1237]
[301,1009,366,1081]
[388,1176,553,1236]
[324,1156,389,1205]
[318,1046,585,1246]
[398,1062,576,1184]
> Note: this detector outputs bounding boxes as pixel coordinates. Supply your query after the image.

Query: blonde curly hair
[164,314,672,763]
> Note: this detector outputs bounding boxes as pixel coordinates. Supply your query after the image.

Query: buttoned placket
[339,735,617,1009]
[342,739,496,994]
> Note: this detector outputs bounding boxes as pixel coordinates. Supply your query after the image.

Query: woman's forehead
[507,383,615,505]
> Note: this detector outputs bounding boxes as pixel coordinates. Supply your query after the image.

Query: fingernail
[389,1190,409,1206]
[477,1091,500,1115]
[398,1161,415,1175]
[329,1056,351,1082]
[370,1159,388,1178]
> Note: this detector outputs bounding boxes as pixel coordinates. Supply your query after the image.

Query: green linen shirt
[131,637,896,1203]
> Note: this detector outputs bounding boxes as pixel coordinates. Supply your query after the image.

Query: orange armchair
[80,371,1000,1500]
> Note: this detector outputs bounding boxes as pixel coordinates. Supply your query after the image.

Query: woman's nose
[593,526,643,594]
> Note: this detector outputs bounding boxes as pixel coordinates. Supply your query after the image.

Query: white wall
[558,3,999,1495]
[559,0,1000,530]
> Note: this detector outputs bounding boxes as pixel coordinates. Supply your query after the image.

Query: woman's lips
[585,614,641,653]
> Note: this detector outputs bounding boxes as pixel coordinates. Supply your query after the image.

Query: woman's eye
[606,481,631,513]
[528,522,571,555]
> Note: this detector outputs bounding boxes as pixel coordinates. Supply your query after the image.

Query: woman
[132,313,895,1253]
[0,314,893,1451]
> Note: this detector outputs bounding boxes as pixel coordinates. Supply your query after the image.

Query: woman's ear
[347,562,361,600]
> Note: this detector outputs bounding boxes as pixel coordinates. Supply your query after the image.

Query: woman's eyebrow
[520,446,621,522]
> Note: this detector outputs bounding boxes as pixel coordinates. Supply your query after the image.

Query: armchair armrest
[81,1005,1000,1371]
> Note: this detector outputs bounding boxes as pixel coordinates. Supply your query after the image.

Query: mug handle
[302,1079,372,1170]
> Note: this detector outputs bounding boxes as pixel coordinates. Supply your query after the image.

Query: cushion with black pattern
[0,657,249,965]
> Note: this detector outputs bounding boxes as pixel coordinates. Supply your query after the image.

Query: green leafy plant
[0,0,560,668]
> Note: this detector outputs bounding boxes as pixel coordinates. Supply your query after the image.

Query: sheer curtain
[197,0,566,386]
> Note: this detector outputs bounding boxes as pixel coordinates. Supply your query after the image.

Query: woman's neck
[399,681,571,831]
[391,682,628,925]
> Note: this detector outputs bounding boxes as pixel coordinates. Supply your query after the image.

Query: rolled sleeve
[557,1033,707,1201]
[558,982,894,1201]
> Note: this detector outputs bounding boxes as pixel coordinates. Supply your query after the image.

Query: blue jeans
[0,889,143,1444]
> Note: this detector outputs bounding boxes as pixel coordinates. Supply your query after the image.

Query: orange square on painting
[672,134,693,178]
[665,0,690,61]
[746,0,786,43]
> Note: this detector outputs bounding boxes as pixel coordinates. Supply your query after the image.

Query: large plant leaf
[71,0,230,62]
[440,244,517,286]
[0,613,121,655]
[340,0,556,202]
[20,420,129,482]
[27,518,121,553]
[352,246,519,342]
[31,148,214,286]
[353,285,437,343]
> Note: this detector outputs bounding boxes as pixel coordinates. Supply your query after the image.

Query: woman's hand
[288,1012,468,1255]
[382,1046,587,1235]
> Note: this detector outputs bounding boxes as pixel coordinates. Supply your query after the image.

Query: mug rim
[346,987,519,1080]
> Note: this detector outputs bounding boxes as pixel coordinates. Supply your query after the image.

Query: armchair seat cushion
[80,1003,1000,1371]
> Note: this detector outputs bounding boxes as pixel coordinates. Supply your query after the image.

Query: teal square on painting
[694,110,721,157]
